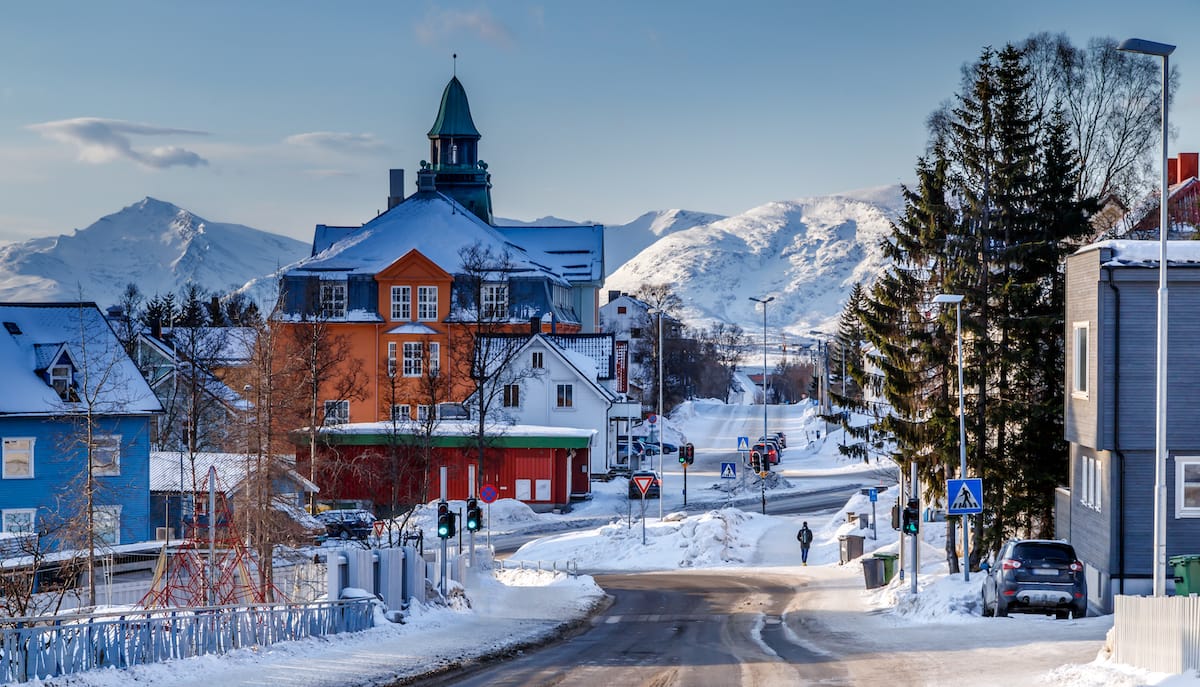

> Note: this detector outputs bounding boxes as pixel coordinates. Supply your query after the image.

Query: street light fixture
[933,293,969,582]
[749,296,774,515]
[1118,37,1175,597]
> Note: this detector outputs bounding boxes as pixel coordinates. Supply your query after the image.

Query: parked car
[316,509,377,541]
[751,442,779,465]
[758,436,784,458]
[773,431,787,448]
[627,470,662,499]
[616,438,646,462]
[980,539,1087,619]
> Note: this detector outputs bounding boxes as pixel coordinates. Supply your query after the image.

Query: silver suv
[980,539,1087,619]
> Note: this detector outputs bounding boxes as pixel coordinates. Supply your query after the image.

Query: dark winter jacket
[797,527,813,546]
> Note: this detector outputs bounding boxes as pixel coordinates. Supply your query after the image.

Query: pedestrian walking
[797,521,813,565]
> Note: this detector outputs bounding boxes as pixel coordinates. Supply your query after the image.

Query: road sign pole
[641,492,647,546]
[683,463,688,506]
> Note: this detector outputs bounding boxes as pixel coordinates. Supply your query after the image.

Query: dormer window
[482,284,508,319]
[320,282,347,319]
[49,365,73,401]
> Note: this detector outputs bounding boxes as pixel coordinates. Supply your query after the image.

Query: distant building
[0,302,162,549]
[598,291,682,405]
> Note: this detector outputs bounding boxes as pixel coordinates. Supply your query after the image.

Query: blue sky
[1,1,1198,245]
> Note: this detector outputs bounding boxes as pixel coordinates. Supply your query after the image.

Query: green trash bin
[874,553,899,584]
[1169,554,1200,595]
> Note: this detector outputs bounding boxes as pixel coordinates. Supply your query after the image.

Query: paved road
[408,571,847,687]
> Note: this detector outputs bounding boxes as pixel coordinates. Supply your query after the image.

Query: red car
[751,442,779,465]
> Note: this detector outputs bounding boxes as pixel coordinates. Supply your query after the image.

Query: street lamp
[1118,37,1175,597]
[657,307,664,520]
[749,296,773,514]
[933,293,968,582]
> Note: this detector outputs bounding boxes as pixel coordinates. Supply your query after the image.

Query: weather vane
[453,53,457,76]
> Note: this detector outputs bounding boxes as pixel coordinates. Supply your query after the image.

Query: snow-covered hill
[0,198,309,310]
[603,186,904,336]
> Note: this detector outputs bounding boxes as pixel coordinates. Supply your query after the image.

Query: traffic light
[679,448,688,465]
[436,501,456,539]
[750,450,762,472]
[465,498,482,531]
[685,443,695,465]
[902,499,919,535]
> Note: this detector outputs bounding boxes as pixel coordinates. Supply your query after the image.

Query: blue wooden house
[0,303,162,551]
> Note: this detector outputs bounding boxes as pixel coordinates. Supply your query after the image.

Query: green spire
[428,76,481,139]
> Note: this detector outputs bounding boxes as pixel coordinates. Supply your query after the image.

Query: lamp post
[933,293,968,582]
[749,296,773,514]
[657,307,664,520]
[1118,37,1174,597]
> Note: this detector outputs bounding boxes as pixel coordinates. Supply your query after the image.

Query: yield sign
[373,520,385,537]
[947,478,984,515]
[632,474,655,496]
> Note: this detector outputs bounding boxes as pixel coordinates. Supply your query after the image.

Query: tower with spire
[420,71,494,224]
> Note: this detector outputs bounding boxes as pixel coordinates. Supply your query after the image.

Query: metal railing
[0,598,374,683]
[495,558,580,576]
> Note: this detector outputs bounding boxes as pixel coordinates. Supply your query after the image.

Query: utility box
[839,534,865,564]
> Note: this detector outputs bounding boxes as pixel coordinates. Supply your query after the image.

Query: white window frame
[323,400,349,425]
[482,283,508,319]
[417,286,438,321]
[2,508,36,534]
[1072,322,1089,399]
[50,364,72,399]
[94,505,121,546]
[387,342,397,377]
[390,404,410,422]
[1177,456,1200,518]
[3,438,34,479]
[429,342,440,375]
[556,383,574,409]
[1080,454,1101,512]
[92,434,121,477]
[391,285,411,321]
[320,282,347,319]
[417,405,432,422]
[403,342,423,377]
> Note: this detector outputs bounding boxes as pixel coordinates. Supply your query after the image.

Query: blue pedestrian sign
[720,462,737,479]
[737,436,750,452]
[868,488,877,503]
[946,478,983,515]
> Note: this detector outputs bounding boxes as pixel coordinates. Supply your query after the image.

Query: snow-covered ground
[28,399,1198,686]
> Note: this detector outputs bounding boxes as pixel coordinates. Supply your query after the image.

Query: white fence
[1112,594,1200,673]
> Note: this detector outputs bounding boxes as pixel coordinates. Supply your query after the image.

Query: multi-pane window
[320,282,347,318]
[94,505,121,546]
[3,438,33,479]
[390,404,411,422]
[503,384,520,408]
[556,384,574,409]
[417,286,438,321]
[387,342,397,376]
[531,351,544,369]
[391,286,411,321]
[482,284,508,319]
[429,342,441,374]
[2,509,35,534]
[92,435,121,476]
[417,405,432,421]
[323,400,349,425]
[1178,457,1200,517]
[1080,454,1101,512]
[403,342,423,377]
[1072,322,1089,397]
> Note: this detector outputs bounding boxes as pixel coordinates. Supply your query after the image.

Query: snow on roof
[385,322,441,335]
[544,334,614,380]
[292,193,569,286]
[150,451,316,493]
[317,420,595,440]
[167,327,257,364]
[1075,239,1200,266]
[497,224,604,283]
[0,303,161,416]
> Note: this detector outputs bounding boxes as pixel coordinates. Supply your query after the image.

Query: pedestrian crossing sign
[946,478,983,515]
[737,436,750,452]
[720,462,737,479]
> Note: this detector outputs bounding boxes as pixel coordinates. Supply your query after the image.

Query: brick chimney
[1179,153,1199,184]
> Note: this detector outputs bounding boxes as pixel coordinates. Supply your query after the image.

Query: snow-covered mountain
[603,186,905,336]
[0,198,309,310]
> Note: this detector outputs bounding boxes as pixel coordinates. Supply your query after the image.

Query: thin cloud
[415,8,514,48]
[26,117,208,169]
[285,132,386,154]
[303,169,356,178]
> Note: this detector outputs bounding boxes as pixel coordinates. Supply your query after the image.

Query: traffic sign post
[947,478,983,582]
[479,482,498,549]
[720,462,736,479]
[868,487,878,540]
[633,474,654,546]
